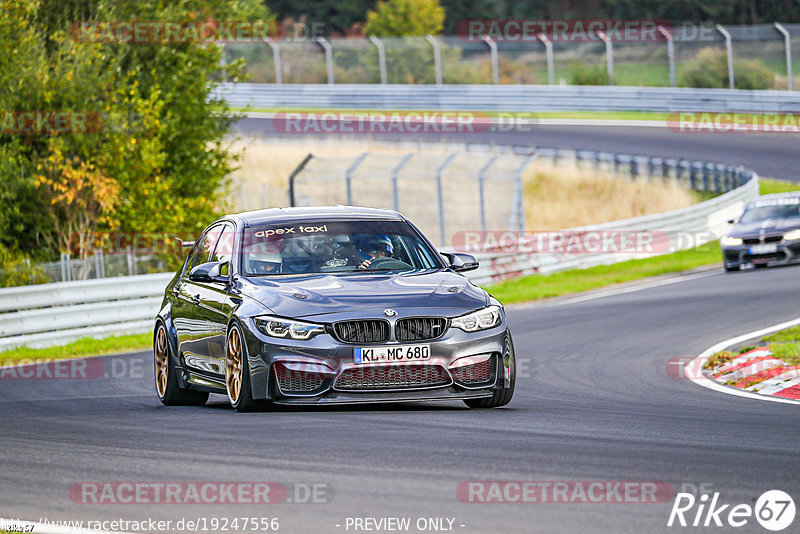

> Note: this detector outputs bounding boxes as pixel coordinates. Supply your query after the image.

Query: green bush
[0,244,48,287]
[679,47,774,90]
[570,64,608,85]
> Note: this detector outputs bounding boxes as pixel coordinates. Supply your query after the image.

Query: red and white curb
[706,347,800,399]
[686,317,800,405]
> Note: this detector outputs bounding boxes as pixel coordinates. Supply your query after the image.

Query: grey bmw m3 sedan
[154,206,516,411]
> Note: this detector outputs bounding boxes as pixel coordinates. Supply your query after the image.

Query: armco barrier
[213,83,800,114]
[0,273,173,351]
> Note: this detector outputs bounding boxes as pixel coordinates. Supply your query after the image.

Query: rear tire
[154,322,209,406]
[724,265,740,272]
[464,332,516,409]
[226,322,271,413]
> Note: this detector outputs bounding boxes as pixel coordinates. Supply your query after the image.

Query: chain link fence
[286,148,533,247]
[224,23,800,90]
[0,250,168,286]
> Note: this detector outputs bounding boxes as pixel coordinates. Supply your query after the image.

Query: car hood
[730,217,800,237]
[240,270,489,319]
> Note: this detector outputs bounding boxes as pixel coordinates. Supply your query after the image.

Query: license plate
[354,345,430,365]
[749,244,778,255]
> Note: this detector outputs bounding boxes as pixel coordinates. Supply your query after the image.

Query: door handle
[191,294,200,306]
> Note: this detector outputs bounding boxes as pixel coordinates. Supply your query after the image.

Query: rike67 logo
[668,490,795,531]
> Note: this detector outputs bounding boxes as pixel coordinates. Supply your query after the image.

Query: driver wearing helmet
[246,241,282,275]
[358,235,393,269]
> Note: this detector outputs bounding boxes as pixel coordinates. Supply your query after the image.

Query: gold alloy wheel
[226,328,243,403]
[154,327,168,397]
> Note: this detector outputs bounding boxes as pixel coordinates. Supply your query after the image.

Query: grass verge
[759,177,800,196]
[0,333,151,363]
[484,241,721,304]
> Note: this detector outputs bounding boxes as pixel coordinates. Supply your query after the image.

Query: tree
[0,0,275,268]
[365,0,445,36]
[35,141,120,258]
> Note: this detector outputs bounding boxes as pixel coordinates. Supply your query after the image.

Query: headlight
[254,316,325,340]
[451,305,502,332]
[784,229,800,241]
[720,236,743,246]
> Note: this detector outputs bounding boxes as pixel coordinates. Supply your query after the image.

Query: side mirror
[440,252,479,273]
[189,261,228,283]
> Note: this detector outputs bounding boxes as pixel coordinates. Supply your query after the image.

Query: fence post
[658,25,676,87]
[775,23,793,91]
[513,155,536,232]
[287,153,314,207]
[390,154,414,211]
[478,155,499,233]
[426,35,443,85]
[436,153,458,246]
[369,36,388,85]
[314,37,334,85]
[60,252,71,282]
[265,38,282,84]
[537,33,555,85]
[345,153,370,205]
[716,24,734,89]
[126,246,137,276]
[481,35,499,84]
[596,31,614,85]
[94,249,105,279]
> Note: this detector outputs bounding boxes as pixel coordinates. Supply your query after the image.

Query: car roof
[224,205,406,226]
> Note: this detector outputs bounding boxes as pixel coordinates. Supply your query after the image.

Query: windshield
[240,220,442,276]
[738,203,800,224]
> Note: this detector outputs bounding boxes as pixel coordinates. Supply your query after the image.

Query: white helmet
[246,242,282,274]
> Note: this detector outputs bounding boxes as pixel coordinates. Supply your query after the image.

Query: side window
[182,235,206,277]
[200,225,223,264]
[210,225,234,276]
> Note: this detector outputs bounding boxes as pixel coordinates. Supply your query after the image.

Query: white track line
[686,317,800,405]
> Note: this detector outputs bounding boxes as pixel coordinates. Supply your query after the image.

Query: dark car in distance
[721,193,800,271]
[154,206,516,411]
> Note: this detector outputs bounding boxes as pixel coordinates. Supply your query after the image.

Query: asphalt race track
[2,122,799,533]
[1,267,800,533]
[235,118,800,181]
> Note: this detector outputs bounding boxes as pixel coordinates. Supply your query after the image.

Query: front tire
[226,323,270,412]
[464,332,516,409]
[154,322,208,406]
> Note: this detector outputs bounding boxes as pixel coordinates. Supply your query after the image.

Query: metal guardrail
[214,83,800,113]
[0,273,172,351]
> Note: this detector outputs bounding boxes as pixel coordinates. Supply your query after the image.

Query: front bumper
[239,315,511,403]
[722,241,800,269]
